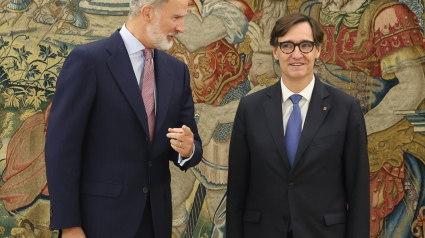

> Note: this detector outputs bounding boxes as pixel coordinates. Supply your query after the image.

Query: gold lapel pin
[323,107,327,111]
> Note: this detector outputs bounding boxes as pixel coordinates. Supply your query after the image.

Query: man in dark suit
[226,13,369,238]
[44,0,202,237]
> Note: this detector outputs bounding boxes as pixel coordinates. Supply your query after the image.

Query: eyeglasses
[278,41,316,54]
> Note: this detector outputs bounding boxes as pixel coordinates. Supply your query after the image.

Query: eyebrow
[280,40,314,43]
[174,13,187,17]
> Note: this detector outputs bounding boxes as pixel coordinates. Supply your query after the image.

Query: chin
[162,43,174,51]
[288,73,307,79]
[156,40,174,51]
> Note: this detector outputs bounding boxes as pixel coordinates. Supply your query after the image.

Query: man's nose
[176,19,185,33]
[291,46,303,58]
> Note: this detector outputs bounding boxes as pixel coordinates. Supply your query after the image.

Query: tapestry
[0,0,424,237]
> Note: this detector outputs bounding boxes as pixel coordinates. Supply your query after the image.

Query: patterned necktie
[285,94,302,168]
[142,48,155,142]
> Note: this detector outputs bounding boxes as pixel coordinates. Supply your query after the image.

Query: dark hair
[270,13,324,47]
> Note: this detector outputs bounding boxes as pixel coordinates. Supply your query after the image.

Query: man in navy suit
[45,0,202,237]
[226,13,369,238]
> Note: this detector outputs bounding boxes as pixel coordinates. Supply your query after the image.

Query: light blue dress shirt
[119,24,194,164]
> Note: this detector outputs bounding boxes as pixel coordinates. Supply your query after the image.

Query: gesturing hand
[167,125,194,158]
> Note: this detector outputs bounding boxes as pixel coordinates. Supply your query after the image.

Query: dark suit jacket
[226,77,369,238]
[45,30,202,238]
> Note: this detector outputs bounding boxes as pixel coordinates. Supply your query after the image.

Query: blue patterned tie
[285,94,302,168]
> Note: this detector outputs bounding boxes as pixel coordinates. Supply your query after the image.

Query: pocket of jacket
[323,211,346,226]
[81,180,122,198]
[244,210,261,223]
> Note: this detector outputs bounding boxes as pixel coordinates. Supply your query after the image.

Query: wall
[0,0,424,237]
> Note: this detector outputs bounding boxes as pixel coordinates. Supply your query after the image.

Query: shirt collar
[119,23,154,57]
[281,76,315,103]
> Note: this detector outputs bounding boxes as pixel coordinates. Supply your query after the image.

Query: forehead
[159,0,188,14]
[278,22,314,42]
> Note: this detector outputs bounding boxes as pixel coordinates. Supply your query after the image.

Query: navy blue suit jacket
[45,30,202,238]
[227,78,369,238]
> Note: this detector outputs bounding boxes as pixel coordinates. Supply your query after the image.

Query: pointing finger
[182,125,192,135]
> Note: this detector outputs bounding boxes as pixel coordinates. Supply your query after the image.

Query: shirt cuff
[178,143,195,166]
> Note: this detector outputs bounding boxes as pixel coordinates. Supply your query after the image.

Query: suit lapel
[263,82,291,170]
[106,30,150,139]
[153,50,173,136]
[292,77,331,170]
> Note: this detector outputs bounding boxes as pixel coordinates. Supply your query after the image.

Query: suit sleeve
[226,98,250,238]
[343,98,370,238]
[172,63,202,171]
[45,47,97,230]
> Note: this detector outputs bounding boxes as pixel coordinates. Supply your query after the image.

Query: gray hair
[128,0,170,19]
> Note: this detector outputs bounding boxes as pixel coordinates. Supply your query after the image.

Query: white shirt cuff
[178,143,195,166]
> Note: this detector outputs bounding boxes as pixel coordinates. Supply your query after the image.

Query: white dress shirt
[281,77,315,135]
[119,24,193,165]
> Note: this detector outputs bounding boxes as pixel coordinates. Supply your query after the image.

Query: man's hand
[167,125,194,158]
[62,227,86,238]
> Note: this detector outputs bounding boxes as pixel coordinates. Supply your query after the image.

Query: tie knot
[142,48,153,60]
[289,94,302,104]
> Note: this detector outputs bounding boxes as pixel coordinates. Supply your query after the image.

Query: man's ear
[272,46,279,60]
[141,5,155,22]
[315,44,322,59]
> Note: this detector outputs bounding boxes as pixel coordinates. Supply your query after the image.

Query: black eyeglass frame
[278,41,316,54]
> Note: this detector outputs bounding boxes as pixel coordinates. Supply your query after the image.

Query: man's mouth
[290,63,304,66]
[167,33,177,40]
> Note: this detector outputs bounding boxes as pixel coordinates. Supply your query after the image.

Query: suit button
[143,187,148,193]
[288,183,294,188]
[283,215,288,221]
[149,161,152,166]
